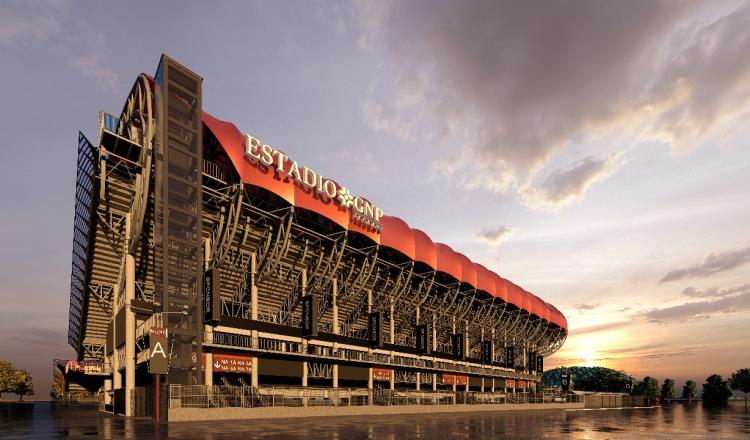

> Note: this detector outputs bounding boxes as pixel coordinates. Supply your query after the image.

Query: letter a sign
[148,327,169,374]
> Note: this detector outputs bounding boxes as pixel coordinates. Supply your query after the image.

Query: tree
[633,376,659,398]
[12,369,34,402]
[661,378,675,400]
[702,374,732,406]
[542,366,634,392]
[682,380,698,399]
[0,361,16,400]
[730,368,750,410]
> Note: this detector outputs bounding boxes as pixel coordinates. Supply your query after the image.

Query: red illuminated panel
[380,216,416,260]
[413,229,437,269]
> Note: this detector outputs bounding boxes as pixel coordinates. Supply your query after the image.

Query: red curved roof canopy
[456,252,477,288]
[380,216,415,260]
[435,243,462,282]
[412,229,437,269]
[475,264,496,297]
[202,111,565,331]
[293,182,349,229]
[506,281,525,310]
[494,275,510,303]
[204,112,295,204]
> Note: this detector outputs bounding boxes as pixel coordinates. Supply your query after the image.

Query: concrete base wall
[169,402,584,422]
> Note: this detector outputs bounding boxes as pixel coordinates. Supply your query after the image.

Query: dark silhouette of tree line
[543,365,749,408]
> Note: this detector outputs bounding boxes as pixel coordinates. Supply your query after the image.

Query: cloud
[522,156,620,210]
[572,303,601,313]
[682,283,750,298]
[0,0,67,45]
[0,1,118,93]
[572,321,632,336]
[477,225,515,245]
[68,53,119,93]
[642,290,750,322]
[360,81,416,141]
[660,245,750,283]
[353,1,750,209]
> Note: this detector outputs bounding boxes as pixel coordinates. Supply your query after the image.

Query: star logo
[337,186,354,208]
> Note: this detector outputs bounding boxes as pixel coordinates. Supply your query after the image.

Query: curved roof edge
[203,111,566,331]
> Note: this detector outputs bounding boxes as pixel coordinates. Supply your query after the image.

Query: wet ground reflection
[1,402,748,439]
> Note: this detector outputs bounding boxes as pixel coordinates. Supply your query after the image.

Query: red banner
[372,368,393,381]
[204,353,253,374]
[506,379,516,389]
[518,380,526,389]
[441,374,468,386]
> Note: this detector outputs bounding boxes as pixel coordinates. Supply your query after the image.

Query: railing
[206,332,540,381]
[169,385,580,409]
[170,385,372,408]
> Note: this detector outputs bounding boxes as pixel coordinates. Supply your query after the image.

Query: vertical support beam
[432,314,437,353]
[124,215,136,417]
[332,278,339,388]
[104,379,112,405]
[367,289,373,391]
[491,377,495,393]
[250,252,259,387]
[331,279,339,335]
[390,371,395,390]
[204,352,213,387]
[432,373,437,391]
[99,153,106,201]
[112,283,121,392]
[464,320,469,359]
[389,299,395,344]
[415,305,420,391]
[203,237,213,388]
[301,268,308,395]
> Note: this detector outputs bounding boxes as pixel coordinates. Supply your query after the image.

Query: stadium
[63,54,568,418]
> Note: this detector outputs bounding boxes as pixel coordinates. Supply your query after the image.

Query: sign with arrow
[208,353,253,374]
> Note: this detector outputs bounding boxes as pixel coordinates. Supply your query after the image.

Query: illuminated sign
[203,352,253,374]
[244,134,384,232]
[441,374,468,386]
[372,368,392,381]
[64,360,103,374]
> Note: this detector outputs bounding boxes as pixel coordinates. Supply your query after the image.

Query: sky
[1,0,749,398]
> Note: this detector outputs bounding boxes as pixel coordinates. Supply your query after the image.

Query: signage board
[442,374,468,386]
[561,373,571,392]
[368,311,383,348]
[204,268,221,326]
[528,351,537,372]
[451,333,464,359]
[208,353,253,374]
[481,340,493,364]
[416,324,430,354]
[148,327,169,374]
[372,368,392,381]
[301,295,319,338]
[244,134,384,232]
[505,346,515,369]
[64,360,103,375]
[536,355,544,373]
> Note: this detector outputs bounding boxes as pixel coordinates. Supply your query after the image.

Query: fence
[169,385,581,409]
